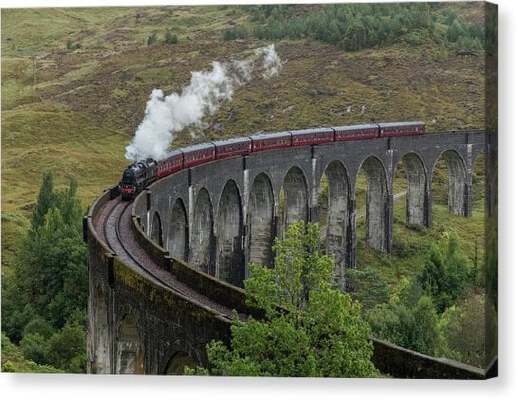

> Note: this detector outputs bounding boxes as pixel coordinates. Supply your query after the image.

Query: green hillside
[2,3,491,371]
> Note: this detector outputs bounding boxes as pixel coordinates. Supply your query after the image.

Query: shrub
[147,32,158,46]
[223,26,248,41]
[164,31,178,44]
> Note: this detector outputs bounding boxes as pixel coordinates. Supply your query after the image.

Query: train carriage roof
[211,137,251,146]
[161,149,183,160]
[250,131,292,140]
[333,123,379,131]
[291,127,334,136]
[378,121,425,128]
[181,142,216,153]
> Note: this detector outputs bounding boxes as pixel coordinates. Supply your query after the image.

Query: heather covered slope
[1,4,486,213]
[1,3,491,371]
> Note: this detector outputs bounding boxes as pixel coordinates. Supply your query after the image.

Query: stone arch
[319,160,351,288]
[280,166,309,234]
[189,188,215,275]
[216,180,244,286]
[247,173,275,268]
[164,351,197,375]
[92,286,110,373]
[168,198,188,261]
[432,150,467,216]
[116,314,144,374]
[356,156,388,252]
[150,211,163,248]
[396,152,428,226]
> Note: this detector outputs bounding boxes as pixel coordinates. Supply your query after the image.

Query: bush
[164,31,178,44]
[418,233,474,312]
[20,333,49,365]
[223,26,248,41]
[66,39,81,50]
[367,294,439,356]
[344,267,390,311]
[437,292,487,367]
[47,321,86,372]
[147,32,158,46]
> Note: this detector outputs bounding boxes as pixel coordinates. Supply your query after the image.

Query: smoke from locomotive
[125,44,282,162]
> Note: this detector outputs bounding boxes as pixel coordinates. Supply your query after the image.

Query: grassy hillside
[1,3,491,372]
[2,4,487,277]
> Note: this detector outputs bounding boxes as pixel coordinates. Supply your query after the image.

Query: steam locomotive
[117,121,424,201]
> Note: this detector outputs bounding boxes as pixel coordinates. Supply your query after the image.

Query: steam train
[118,121,424,200]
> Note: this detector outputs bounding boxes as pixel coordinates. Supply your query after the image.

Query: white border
[1,0,517,399]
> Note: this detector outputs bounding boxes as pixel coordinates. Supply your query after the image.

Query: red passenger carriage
[291,127,335,146]
[333,123,380,141]
[250,132,292,152]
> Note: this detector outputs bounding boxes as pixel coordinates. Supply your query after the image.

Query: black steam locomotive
[118,158,158,201]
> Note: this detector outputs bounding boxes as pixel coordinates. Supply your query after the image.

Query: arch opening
[168,198,188,261]
[116,314,144,374]
[279,166,308,236]
[151,211,163,248]
[164,351,197,375]
[393,153,427,227]
[216,180,244,287]
[432,150,467,217]
[318,161,350,288]
[189,188,215,275]
[355,157,388,252]
[247,173,275,268]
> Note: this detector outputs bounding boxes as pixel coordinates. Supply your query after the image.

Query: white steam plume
[255,44,282,79]
[125,44,282,161]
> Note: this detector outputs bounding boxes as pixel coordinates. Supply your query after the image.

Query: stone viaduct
[86,129,497,378]
[141,130,487,288]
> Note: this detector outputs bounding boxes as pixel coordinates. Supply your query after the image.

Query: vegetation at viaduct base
[189,222,378,377]
[2,173,87,372]
[1,3,493,373]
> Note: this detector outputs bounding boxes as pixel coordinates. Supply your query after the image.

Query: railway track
[95,196,236,320]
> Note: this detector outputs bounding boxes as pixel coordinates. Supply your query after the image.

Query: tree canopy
[1,172,87,372]
[192,222,378,377]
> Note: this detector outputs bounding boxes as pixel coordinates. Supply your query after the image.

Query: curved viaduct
[86,129,495,378]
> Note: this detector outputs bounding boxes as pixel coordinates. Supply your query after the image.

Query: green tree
[2,172,87,372]
[446,18,465,43]
[1,332,62,373]
[367,279,439,356]
[195,222,378,377]
[20,333,49,365]
[437,292,487,367]
[31,171,55,231]
[418,233,473,312]
[344,267,390,311]
[47,321,86,372]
